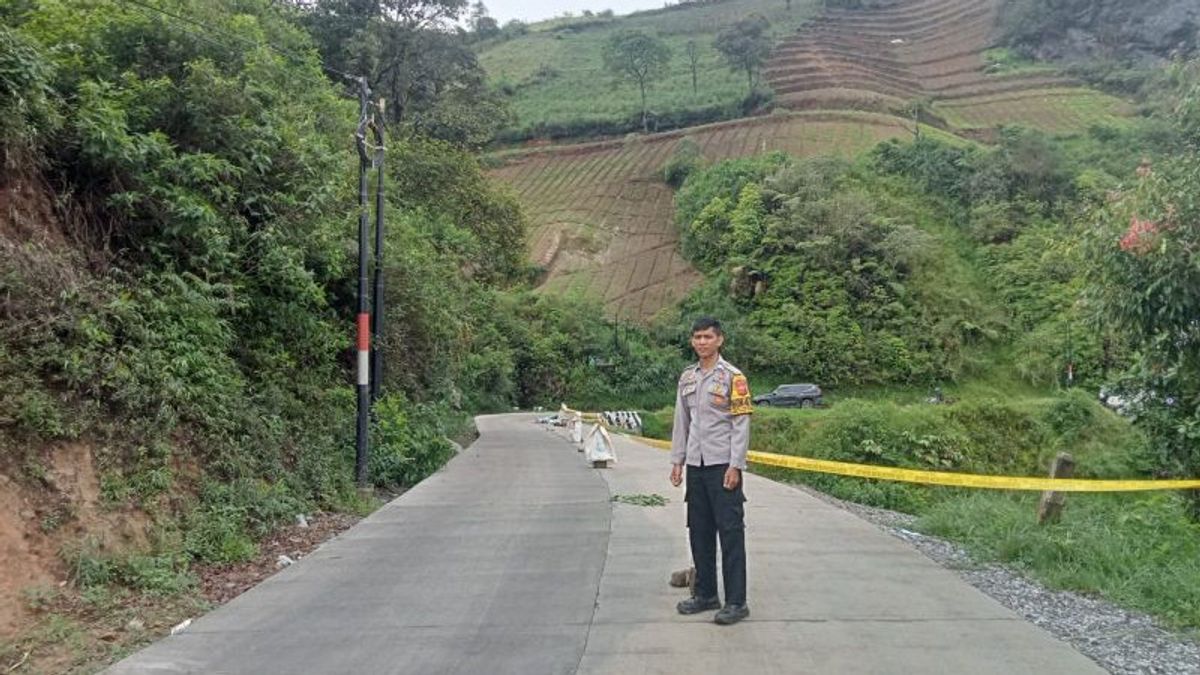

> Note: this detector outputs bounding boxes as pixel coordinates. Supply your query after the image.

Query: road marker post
[1037,452,1075,524]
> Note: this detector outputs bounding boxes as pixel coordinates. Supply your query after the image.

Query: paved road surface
[109,413,1103,674]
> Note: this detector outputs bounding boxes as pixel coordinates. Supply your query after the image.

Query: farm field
[477,0,819,140]
[764,0,1132,135]
[935,88,1134,133]
[488,111,961,320]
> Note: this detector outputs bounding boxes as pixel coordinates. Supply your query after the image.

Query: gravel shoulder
[790,483,1200,675]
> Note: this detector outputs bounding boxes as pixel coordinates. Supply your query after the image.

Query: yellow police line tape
[558,404,610,424]
[558,407,1200,492]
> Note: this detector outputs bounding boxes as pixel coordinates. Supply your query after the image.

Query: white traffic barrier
[601,410,642,433]
[584,423,616,467]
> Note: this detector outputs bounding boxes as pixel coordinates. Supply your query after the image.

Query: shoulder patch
[730,374,752,415]
[733,376,749,397]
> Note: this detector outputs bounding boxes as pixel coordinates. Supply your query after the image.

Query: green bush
[182,479,304,564]
[639,407,674,441]
[662,137,704,187]
[184,503,259,565]
[0,24,59,149]
[672,155,969,385]
[117,553,195,595]
[369,394,456,488]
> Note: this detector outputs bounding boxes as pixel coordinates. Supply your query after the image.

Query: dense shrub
[672,155,969,384]
[492,89,772,145]
[662,137,704,187]
[0,24,59,152]
[369,395,456,488]
[1084,135,1200,516]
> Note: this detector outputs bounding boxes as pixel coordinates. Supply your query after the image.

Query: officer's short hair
[691,316,723,336]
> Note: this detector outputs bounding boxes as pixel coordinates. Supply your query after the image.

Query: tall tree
[469,1,500,39]
[714,14,772,93]
[1085,59,1200,519]
[602,30,671,133]
[299,0,508,146]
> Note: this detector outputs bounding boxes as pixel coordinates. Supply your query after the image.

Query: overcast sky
[481,0,667,24]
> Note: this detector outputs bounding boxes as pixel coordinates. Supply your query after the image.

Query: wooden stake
[1037,452,1075,524]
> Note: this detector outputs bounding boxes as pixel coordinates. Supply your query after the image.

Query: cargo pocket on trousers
[717,489,746,531]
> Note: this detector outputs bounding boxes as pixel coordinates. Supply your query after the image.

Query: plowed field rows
[489,113,943,320]
[937,88,1134,132]
[765,0,1130,135]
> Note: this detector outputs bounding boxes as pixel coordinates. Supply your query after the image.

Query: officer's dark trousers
[686,463,747,606]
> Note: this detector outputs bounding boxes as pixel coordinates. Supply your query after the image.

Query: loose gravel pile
[796,485,1200,675]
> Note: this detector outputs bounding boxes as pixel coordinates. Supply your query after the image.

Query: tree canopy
[601,30,672,133]
[714,14,771,92]
[1084,64,1200,514]
[300,0,510,146]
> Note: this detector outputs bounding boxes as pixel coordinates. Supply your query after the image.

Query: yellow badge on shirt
[730,374,753,416]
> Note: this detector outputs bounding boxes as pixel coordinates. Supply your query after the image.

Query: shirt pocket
[708,381,730,410]
[680,382,699,408]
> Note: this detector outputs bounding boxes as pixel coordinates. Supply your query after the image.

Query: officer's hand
[723,467,741,490]
[670,464,683,487]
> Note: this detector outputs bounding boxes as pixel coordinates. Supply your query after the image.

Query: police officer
[669,316,752,625]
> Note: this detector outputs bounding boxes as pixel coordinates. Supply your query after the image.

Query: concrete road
[109,413,1103,674]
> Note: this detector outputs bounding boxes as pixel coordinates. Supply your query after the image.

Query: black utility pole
[370,100,386,402]
[354,77,372,488]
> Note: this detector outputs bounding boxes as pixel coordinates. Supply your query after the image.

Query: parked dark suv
[753,383,823,408]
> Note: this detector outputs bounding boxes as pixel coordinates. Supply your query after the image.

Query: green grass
[921,491,1200,631]
[478,0,819,140]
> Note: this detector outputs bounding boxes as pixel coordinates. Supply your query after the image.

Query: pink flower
[1119,215,1159,255]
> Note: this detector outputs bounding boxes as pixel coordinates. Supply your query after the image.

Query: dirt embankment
[0,445,152,637]
[0,165,366,673]
[2,163,152,639]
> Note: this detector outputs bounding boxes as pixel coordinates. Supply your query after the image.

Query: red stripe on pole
[357,313,370,351]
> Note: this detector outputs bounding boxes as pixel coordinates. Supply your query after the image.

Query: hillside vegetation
[478,0,818,142]
[0,1,682,669]
[483,0,1141,322]
[626,33,1200,627]
[488,111,960,320]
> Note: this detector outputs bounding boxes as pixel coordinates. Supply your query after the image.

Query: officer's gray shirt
[670,357,752,470]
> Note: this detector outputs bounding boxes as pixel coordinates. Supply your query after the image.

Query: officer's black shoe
[714,603,750,625]
[676,595,721,615]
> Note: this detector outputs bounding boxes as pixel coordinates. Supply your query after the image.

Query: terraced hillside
[766,0,1132,132]
[490,112,958,320]
[488,0,1136,321]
